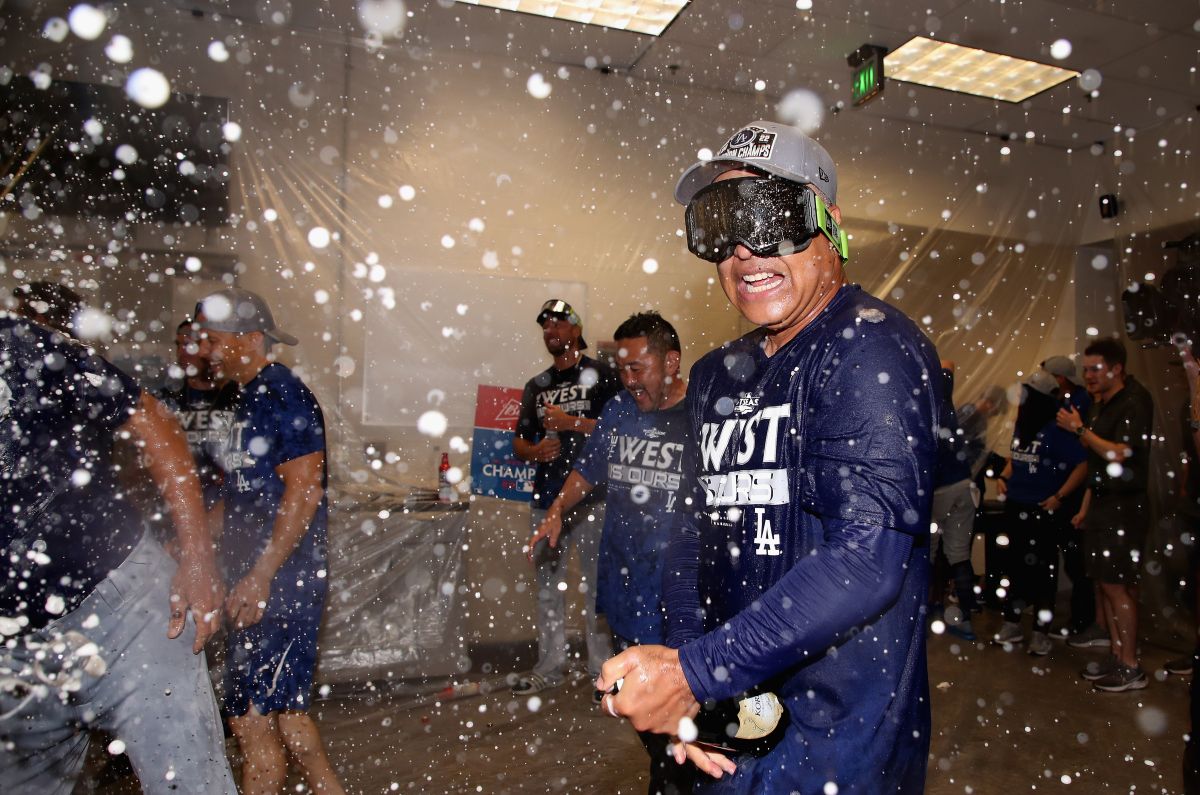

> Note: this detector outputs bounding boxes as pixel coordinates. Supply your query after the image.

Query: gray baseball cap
[675,121,839,205]
[196,287,298,346]
[1041,355,1081,385]
[1026,370,1059,396]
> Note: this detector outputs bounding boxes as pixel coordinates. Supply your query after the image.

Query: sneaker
[1164,655,1194,676]
[1080,656,1119,681]
[1093,664,1148,692]
[945,619,977,642]
[512,673,561,696]
[1066,624,1112,649]
[992,621,1024,646]
[1028,631,1052,657]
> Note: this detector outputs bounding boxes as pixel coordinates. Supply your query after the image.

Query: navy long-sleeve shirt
[664,285,940,793]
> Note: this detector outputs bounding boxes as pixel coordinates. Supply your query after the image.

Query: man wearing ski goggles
[684,173,849,265]
[597,121,941,794]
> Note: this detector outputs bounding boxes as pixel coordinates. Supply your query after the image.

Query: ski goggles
[684,176,849,264]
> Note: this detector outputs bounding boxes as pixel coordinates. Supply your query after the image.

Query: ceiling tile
[934,0,1160,69]
[657,1,807,57]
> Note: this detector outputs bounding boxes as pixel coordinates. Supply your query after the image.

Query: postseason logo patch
[718,126,776,161]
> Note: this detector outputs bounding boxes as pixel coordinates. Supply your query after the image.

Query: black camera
[1122,232,1200,347]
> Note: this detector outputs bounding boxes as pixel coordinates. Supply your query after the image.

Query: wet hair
[613,311,681,356]
[176,316,197,336]
[15,281,83,334]
[981,384,1008,410]
[1083,338,1127,370]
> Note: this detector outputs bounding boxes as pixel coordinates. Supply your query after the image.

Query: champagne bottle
[690,691,787,756]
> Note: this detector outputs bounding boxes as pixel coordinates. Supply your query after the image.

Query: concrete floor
[304,610,1191,794]
[78,610,1192,794]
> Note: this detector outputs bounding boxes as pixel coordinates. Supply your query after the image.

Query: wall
[1,2,1193,650]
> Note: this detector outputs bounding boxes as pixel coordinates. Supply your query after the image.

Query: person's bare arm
[1039,461,1087,512]
[514,435,561,462]
[208,498,224,541]
[225,451,325,629]
[1072,488,1092,528]
[997,458,1013,496]
[543,402,598,435]
[528,471,595,553]
[1056,405,1134,461]
[122,393,223,652]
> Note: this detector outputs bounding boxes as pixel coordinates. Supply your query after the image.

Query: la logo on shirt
[699,392,791,556]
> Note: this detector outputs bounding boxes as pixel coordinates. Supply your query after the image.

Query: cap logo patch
[718,126,776,161]
[818,167,830,183]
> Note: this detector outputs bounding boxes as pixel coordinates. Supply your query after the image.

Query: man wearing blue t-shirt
[157,317,235,511]
[530,311,695,794]
[1,300,234,793]
[598,122,940,792]
[198,288,345,795]
[994,370,1088,654]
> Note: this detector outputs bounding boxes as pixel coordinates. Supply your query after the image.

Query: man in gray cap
[597,122,942,792]
[197,288,346,795]
[1042,355,1082,390]
[512,299,620,696]
[994,370,1088,654]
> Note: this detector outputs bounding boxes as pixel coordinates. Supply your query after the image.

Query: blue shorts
[224,611,322,717]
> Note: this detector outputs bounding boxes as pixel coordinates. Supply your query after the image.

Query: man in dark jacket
[598,121,941,793]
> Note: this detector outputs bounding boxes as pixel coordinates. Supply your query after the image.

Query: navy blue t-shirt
[213,363,328,618]
[665,286,939,793]
[1007,388,1089,505]
[516,355,620,508]
[157,380,236,509]
[0,316,144,633]
[575,392,688,645]
[957,401,991,478]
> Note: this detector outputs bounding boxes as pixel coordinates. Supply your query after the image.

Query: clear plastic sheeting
[316,483,469,684]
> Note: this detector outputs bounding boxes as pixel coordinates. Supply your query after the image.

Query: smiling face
[541,316,581,356]
[175,329,210,379]
[615,336,680,413]
[203,328,266,385]
[1081,353,1124,399]
[711,168,846,354]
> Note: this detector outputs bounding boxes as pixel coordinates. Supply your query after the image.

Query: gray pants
[530,504,613,682]
[0,532,236,795]
[931,478,979,566]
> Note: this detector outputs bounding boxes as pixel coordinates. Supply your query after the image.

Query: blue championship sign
[470,385,535,501]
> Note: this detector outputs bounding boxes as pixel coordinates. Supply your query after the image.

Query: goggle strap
[813,194,850,262]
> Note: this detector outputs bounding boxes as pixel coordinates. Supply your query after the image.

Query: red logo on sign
[474,385,524,431]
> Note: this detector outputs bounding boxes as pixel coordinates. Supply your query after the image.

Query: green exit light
[852,55,884,105]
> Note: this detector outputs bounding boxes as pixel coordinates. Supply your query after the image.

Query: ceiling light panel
[456,0,689,36]
[885,36,1079,103]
